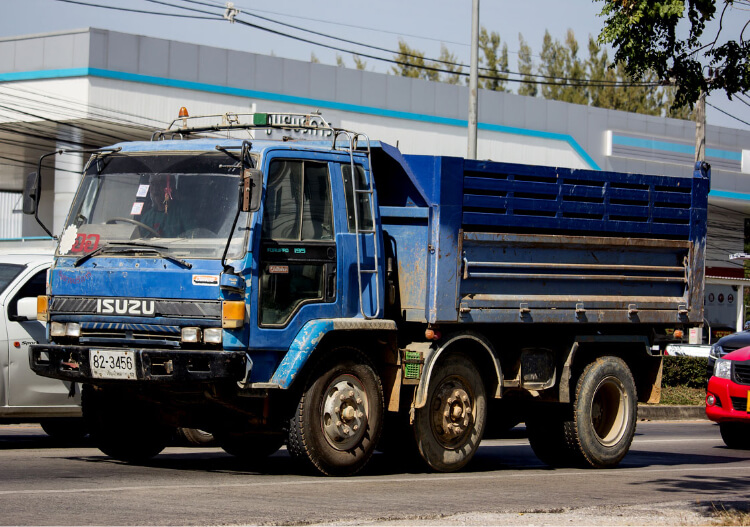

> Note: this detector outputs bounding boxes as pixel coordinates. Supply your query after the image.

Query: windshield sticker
[136,184,150,198]
[59,225,78,255]
[130,202,144,215]
[269,265,289,274]
[192,275,219,286]
[71,234,100,253]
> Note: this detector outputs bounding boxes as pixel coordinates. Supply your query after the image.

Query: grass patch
[712,503,750,526]
[659,384,706,406]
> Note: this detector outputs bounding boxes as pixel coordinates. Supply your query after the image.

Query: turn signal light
[37,295,49,322]
[222,301,245,328]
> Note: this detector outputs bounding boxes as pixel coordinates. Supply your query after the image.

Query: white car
[0,251,84,438]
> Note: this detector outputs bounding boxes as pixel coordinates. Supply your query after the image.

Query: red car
[706,346,750,449]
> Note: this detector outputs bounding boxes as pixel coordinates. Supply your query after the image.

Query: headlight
[709,344,723,359]
[181,327,201,343]
[66,322,81,337]
[203,328,222,344]
[50,321,66,337]
[714,358,732,379]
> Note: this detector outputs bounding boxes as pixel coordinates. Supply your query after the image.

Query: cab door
[248,155,340,361]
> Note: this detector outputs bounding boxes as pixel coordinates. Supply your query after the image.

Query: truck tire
[287,348,384,476]
[39,418,87,440]
[220,433,284,459]
[413,352,486,472]
[719,423,750,449]
[564,356,638,468]
[82,385,170,463]
[526,407,577,467]
[178,428,216,447]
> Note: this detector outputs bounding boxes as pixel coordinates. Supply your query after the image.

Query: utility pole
[695,90,706,163]
[467,0,479,159]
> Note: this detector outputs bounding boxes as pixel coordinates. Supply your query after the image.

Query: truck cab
[29,112,390,474]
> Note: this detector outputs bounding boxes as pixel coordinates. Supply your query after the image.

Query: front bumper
[706,376,750,423]
[29,344,247,384]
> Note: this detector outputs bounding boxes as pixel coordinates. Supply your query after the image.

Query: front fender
[268,318,397,389]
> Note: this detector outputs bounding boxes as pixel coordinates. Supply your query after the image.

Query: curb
[638,404,707,421]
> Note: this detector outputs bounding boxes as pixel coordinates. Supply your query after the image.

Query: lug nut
[353,425,359,431]
[356,398,362,404]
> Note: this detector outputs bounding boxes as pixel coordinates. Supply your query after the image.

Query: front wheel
[82,385,170,463]
[413,352,487,472]
[287,349,384,476]
[719,422,750,449]
[565,356,638,468]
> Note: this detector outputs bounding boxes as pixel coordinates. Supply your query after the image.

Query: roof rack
[151,110,337,141]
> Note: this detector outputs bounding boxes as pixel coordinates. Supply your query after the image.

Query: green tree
[479,28,509,91]
[597,0,749,109]
[310,53,319,64]
[517,34,537,97]
[587,36,664,115]
[352,55,367,71]
[539,29,588,104]
[336,55,345,67]
[435,45,464,85]
[391,40,438,81]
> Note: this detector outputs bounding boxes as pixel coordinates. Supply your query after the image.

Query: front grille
[734,362,750,385]
[730,396,749,412]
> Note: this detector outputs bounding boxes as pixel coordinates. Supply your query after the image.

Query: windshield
[0,263,24,294]
[58,152,256,260]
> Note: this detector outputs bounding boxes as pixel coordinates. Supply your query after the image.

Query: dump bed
[373,148,709,326]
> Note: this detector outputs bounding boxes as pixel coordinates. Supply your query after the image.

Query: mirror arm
[220,140,254,274]
[32,150,62,240]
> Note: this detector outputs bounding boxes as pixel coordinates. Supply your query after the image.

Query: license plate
[90,350,137,380]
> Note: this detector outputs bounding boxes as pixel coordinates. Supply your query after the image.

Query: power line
[52,0,222,19]
[706,101,750,128]
[148,0,662,88]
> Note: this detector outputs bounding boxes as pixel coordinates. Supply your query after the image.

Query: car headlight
[713,358,732,379]
[709,344,723,359]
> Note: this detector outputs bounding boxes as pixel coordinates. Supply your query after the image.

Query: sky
[0,0,748,131]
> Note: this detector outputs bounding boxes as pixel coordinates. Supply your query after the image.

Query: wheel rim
[590,375,629,447]
[429,375,475,449]
[320,374,369,451]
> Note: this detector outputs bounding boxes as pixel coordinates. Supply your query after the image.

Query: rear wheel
[564,356,638,468]
[39,418,87,440]
[287,348,384,476]
[220,433,284,459]
[719,422,750,449]
[413,352,486,472]
[526,406,576,467]
[178,428,216,447]
[82,385,170,463]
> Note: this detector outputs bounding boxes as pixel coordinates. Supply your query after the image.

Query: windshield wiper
[74,242,192,269]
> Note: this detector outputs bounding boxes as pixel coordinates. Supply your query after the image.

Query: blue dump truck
[24,111,709,476]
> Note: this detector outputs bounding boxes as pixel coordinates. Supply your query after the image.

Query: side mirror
[15,297,39,321]
[22,172,38,215]
[241,168,263,212]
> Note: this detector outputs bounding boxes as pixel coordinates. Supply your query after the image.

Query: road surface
[0,420,748,525]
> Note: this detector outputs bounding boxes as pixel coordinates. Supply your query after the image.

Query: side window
[262,160,333,241]
[259,160,335,326]
[7,269,46,319]
[341,164,373,232]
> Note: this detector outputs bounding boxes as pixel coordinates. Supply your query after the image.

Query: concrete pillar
[53,130,84,236]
